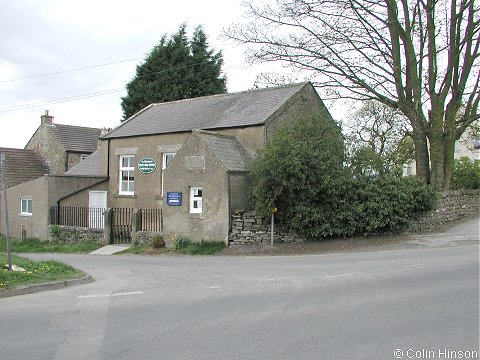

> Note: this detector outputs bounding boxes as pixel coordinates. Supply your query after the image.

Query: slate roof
[0,148,50,190]
[49,124,102,153]
[195,131,252,172]
[103,82,308,139]
[64,150,101,177]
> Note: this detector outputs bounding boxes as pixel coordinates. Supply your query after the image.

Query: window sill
[114,193,137,199]
[19,213,32,217]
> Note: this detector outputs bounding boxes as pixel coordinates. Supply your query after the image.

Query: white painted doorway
[88,191,107,229]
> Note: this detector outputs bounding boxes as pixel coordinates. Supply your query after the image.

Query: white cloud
[0,0,345,149]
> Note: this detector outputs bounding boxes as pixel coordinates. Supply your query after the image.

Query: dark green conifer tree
[121,24,226,121]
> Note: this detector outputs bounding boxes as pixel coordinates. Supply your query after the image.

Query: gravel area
[219,215,480,256]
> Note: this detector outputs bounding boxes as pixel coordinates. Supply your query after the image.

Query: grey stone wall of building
[229,173,252,212]
[25,124,66,174]
[163,134,231,245]
[0,177,47,241]
[0,175,108,240]
[101,128,265,211]
[105,132,190,210]
[66,152,86,171]
[59,181,108,208]
[265,83,331,144]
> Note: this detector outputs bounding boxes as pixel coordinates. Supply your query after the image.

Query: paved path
[89,244,131,255]
[405,216,479,247]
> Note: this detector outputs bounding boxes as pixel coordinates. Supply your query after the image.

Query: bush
[249,113,437,238]
[150,234,165,248]
[451,157,480,190]
[286,176,436,238]
[249,112,345,217]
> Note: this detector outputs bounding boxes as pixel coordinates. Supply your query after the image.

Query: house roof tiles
[0,148,50,190]
[49,124,102,153]
[103,82,308,139]
[64,150,101,177]
[195,131,252,172]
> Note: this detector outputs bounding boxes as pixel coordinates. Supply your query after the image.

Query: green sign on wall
[138,157,157,174]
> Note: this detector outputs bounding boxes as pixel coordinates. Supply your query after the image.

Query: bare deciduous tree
[344,101,414,177]
[225,0,479,189]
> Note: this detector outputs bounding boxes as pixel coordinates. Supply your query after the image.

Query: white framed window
[20,198,32,216]
[161,152,176,196]
[190,187,203,214]
[119,155,135,195]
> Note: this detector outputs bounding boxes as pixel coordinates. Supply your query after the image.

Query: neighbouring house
[0,147,50,239]
[26,110,103,173]
[0,112,106,240]
[454,120,480,161]
[0,173,107,240]
[95,81,333,244]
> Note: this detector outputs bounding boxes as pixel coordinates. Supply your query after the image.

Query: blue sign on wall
[167,192,182,206]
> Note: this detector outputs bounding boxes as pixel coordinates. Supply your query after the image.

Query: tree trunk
[443,137,456,190]
[412,132,430,184]
[429,133,446,190]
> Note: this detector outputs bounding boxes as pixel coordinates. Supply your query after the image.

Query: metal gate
[111,208,133,244]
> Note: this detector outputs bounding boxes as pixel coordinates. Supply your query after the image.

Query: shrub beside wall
[451,157,480,190]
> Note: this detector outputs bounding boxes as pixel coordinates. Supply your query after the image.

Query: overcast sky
[0,0,345,149]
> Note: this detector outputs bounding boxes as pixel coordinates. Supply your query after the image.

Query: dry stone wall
[409,189,479,232]
[229,211,306,245]
[229,190,480,245]
[50,226,104,244]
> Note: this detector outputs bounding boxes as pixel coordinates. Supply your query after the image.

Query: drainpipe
[106,139,111,179]
[227,172,232,232]
[64,151,69,172]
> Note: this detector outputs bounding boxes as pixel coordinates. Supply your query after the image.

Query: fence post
[103,208,113,245]
[131,209,142,243]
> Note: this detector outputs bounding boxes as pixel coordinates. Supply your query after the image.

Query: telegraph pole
[1,153,12,271]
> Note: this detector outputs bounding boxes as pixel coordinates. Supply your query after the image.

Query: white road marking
[78,291,143,299]
[403,263,425,268]
[77,294,110,299]
[112,291,144,297]
[323,273,353,279]
[207,286,223,289]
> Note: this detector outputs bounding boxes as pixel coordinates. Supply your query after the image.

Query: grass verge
[0,236,103,254]
[174,239,226,255]
[0,254,85,290]
[117,239,226,255]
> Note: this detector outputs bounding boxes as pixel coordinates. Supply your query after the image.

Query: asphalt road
[1,245,479,359]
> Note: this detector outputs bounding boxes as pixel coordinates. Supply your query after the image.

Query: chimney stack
[41,110,54,125]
